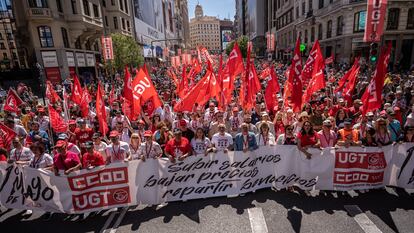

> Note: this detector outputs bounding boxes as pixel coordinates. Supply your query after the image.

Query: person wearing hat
[138,130,163,161]
[74,118,94,153]
[318,120,337,148]
[386,108,402,142]
[81,141,105,169]
[105,130,131,164]
[228,107,243,137]
[204,102,217,125]
[337,118,361,147]
[55,133,81,155]
[132,119,146,142]
[292,111,309,135]
[256,112,275,136]
[53,140,81,176]
[37,107,50,132]
[92,132,108,162]
[393,89,407,111]
[234,123,258,152]
[28,121,50,150]
[5,118,27,142]
[165,129,192,162]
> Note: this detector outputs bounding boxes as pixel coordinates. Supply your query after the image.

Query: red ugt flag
[96,83,108,136]
[0,122,16,150]
[302,40,326,104]
[4,89,23,113]
[132,69,161,117]
[46,81,61,104]
[288,38,303,112]
[71,75,83,105]
[48,105,68,133]
[264,65,281,112]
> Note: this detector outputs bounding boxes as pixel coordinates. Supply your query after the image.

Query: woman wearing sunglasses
[276,124,297,145]
[297,121,319,159]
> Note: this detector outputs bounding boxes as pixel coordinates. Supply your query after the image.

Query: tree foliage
[107,33,144,71]
[225,35,249,58]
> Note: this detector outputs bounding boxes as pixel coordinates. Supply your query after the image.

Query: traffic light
[369,43,378,62]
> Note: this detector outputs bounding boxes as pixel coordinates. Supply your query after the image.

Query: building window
[83,0,90,16]
[296,7,299,19]
[326,20,332,38]
[387,8,400,30]
[56,0,63,12]
[85,40,91,50]
[119,0,124,11]
[61,27,69,48]
[0,42,5,49]
[0,33,2,40]
[121,17,125,30]
[93,4,99,17]
[12,52,17,60]
[308,0,312,12]
[71,0,77,14]
[3,53,7,59]
[408,8,414,29]
[105,16,108,26]
[353,11,366,32]
[111,0,115,6]
[113,17,118,29]
[311,26,315,42]
[302,1,305,15]
[127,20,130,31]
[319,0,324,9]
[337,16,343,36]
[28,0,48,8]
[75,37,81,49]
[318,24,323,40]
[304,29,308,43]
[102,0,106,7]
[38,26,54,47]
[124,0,128,14]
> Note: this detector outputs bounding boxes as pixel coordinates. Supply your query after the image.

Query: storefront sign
[76,53,86,67]
[45,67,61,84]
[86,54,95,67]
[41,51,58,68]
[66,51,75,67]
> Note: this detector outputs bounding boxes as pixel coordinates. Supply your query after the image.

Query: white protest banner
[1,144,414,214]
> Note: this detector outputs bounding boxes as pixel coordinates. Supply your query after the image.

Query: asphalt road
[1,187,413,233]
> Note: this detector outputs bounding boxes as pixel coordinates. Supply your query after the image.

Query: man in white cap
[255,112,275,135]
[318,120,337,148]
[139,130,163,161]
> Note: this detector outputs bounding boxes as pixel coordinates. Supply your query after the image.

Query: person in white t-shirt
[29,142,53,169]
[9,137,34,164]
[129,133,141,160]
[139,131,163,161]
[92,132,108,162]
[191,127,212,155]
[105,131,130,164]
[211,124,233,153]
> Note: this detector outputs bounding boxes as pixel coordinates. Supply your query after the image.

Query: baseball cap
[55,140,66,148]
[323,119,332,126]
[261,112,269,117]
[68,120,76,125]
[144,130,153,137]
[58,133,68,140]
[366,112,374,117]
[85,141,94,149]
[344,118,353,125]
[109,130,119,137]
[77,119,85,124]
[137,120,145,125]
[179,119,187,127]
[92,132,101,139]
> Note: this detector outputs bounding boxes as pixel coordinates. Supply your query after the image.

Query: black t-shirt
[182,129,195,142]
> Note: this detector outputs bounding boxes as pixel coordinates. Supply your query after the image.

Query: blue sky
[188,0,235,20]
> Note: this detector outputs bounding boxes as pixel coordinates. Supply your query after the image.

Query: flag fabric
[177,65,188,98]
[325,54,334,65]
[166,68,179,86]
[361,43,392,114]
[301,40,324,87]
[3,89,24,113]
[96,83,108,136]
[123,66,134,103]
[0,122,16,150]
[79,87,91,117]
[187,58,202,86]
[108,88,116,105]
[259,67,271,80]
[240,42,261,110]
[286,38,303,112]
[46,81,61,104]
[264,65,281,111]
[302,41,326,104]
[132,68,162,117]
[343,65,361,106]
[223,42,244,106]
[174,69,220,112]
[335,58,360,93]
[71,75,83,105]
[48,105,68,133]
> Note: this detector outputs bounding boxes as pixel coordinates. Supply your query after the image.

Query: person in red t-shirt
[165,129,192,163]
[0,148,7,162]
[75,119,94,152]
[53,140,81,175]
[81,141,105,169]
[297,121,320,159]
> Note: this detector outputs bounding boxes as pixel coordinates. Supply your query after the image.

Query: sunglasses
[304,125,311,127]
[325,125,332,128]
[131,137,139,139]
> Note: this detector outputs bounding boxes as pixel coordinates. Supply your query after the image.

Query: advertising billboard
[221,30,234,50]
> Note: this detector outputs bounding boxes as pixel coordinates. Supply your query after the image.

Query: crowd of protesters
[0,56,414,218]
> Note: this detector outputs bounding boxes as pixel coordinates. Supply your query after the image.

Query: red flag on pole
[287,38,303,112]
[48,105,68,133]
[46,81,61,104]
[343,65,361,106]
[4,89,24,113]
[240,42,260,110]
[301,40,325,87]
[123,66,133,103]
[361,43,392,114]
[335,57,360,93]
[79,87,91,117]
[0,122,16,150]
[264,65,281,111]
[302,41,326,104]
[96,83,108,136]
[71,75,83,105]
[132,69,162,117]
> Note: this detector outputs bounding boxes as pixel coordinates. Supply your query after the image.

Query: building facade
[174,0,190,49]
[189,4,221,53]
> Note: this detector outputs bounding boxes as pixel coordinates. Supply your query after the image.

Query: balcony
[26,8,52,22]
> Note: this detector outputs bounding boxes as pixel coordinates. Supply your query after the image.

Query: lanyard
[321,131,332,146]
[243,135,248,148]
[112,145,123,160]
[14,149,22,161]
[262,133,268,145]
[31,154,43,168]
[145,142,153,158]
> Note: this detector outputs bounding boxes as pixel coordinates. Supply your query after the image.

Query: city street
[1,187,413,233]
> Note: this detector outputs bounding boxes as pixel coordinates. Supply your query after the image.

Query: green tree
[107,33,144,72]
[225,35,249,58]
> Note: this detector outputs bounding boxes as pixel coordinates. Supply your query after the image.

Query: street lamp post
[36,62,46,104]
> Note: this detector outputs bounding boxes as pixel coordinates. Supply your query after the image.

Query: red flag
[96,83,108,135]
[0,123,16,150]
[46,81,61,104]
[264,65,281,111]
[71,75,83,105]
[187,58,202,86]
[178,64,188,98]
[287,38,303,112]
[132,69,162,117]
[108,88,116,105]
[79,87,91,117]
[143,63,149,77]
[48,105,68,133]
[226,42,244,79]
[325,54,334,65]
[166,68,179,86]
[301,40,325,87]
[123,66,133,103]
[259,67,271,80]
[3,89,23,113]
[240,43,260,110]
[343,65,361,106]
[302,41,326,104]
[361,43,391,114]
[335,57,360,93]
[174,70,220,112]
